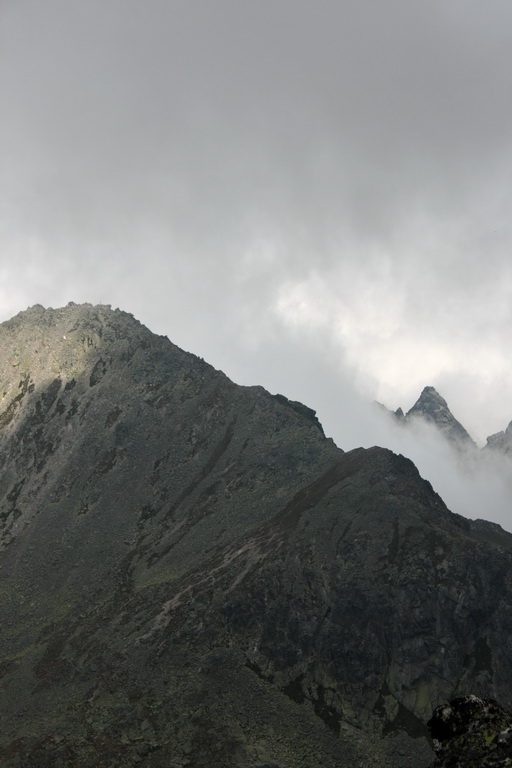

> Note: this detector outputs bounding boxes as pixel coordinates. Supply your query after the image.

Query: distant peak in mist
[406,385,476,448]
[377,384,512,457]
[485,420,512,457]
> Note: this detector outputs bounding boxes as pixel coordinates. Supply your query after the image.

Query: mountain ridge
[1,303,512,767]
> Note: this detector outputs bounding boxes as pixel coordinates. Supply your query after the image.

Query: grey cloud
[4,0,512,238]
[1,0,512,525]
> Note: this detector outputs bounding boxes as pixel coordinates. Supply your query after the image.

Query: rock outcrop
[1,304,512,767]
[428,696,512,767]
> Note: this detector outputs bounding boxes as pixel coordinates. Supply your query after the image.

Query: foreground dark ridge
[1,303,512,768]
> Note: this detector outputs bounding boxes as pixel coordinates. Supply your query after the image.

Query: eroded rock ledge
[428,695,512,767]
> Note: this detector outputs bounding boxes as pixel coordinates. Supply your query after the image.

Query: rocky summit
[1,304,512,767]
[406,386,477,448]
[379,386,512,461]
[375,387,477,448]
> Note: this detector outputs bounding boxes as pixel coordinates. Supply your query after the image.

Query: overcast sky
[1,1,512,525]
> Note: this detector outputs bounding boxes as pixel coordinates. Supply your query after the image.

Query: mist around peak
[227,333,512,534]
[341,391,512,534]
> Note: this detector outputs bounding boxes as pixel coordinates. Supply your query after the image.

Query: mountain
[379,386,512,463]
[406,386,476,447]
[377,385,477,448]
[2,304,512,767]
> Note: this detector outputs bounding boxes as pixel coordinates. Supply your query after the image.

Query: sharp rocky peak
[406,386,476,446]
[380,386,512,460]
[377,386,477,448]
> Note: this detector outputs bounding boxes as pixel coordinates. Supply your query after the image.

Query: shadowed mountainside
[1,304,512,767]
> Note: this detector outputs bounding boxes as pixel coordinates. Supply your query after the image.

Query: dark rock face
[1,304,512,767]
[406,386,476,447]
[428,696,512,766]
[272,393,324,433]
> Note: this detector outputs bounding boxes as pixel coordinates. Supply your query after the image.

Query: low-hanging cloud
[318,392,512,533]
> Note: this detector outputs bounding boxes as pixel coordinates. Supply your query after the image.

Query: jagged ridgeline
[1,303,512,768]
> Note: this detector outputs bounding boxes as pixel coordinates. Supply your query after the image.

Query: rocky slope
[1,304,512,767]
